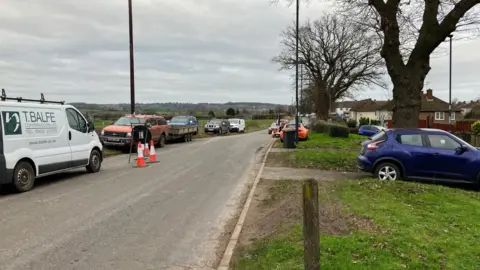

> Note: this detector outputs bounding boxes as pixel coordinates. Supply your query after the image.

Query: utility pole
[295,0,300,143]
[128,0,136,114]
[300,65,304,115]
[448,34,453,125]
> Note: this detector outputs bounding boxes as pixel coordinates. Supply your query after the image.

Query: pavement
[0,131,272,270]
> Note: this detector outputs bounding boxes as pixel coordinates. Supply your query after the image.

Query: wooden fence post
[303,178,320,270]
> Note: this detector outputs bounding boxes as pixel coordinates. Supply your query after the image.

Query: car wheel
[86,149,102,173]
[374,162,401,181]
[12,161,35,193]
[158,134,166,148]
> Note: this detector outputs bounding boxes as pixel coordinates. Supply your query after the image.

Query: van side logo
[2,111,22,135]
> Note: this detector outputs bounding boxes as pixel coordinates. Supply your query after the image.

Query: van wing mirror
[88,122,95,132]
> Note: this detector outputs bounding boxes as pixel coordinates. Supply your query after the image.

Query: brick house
[381,89,462,125]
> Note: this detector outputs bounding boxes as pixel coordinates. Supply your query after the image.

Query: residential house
[456,100,480,116]
[349,99,389,126]
[382,89,462,125]
[333,100,357,119]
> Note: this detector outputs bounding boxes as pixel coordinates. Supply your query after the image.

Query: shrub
[348,127,359,134]
[311,120,330,133]
[472,121,480,135]
[328,124,350,138]
[359,117,370,126]
[370,120,381,125]
[346,119,357,128]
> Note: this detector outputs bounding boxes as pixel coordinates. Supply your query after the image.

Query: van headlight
[127,132,132,137]
[101,129,105,136]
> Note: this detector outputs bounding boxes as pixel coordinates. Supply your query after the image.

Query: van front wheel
[86,150,102,173]
[12,161,35,193]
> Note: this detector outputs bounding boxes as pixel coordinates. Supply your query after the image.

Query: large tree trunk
[391,61,430,128]
[314,80,330,120]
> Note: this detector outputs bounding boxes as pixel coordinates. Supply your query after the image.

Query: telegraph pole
[128,0,136,114]
[295,0,300,143]
[448,34,453,125]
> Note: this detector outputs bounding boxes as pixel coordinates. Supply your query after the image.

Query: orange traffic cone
[136,142,146,168]
[143,142,150,156]
[148,139,159,163]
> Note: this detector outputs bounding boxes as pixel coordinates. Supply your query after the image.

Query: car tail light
[367,140,385,150]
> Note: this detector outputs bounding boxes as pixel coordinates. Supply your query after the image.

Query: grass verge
[298,132,365,150]
[266,150,358,171]
[233,179,480,269]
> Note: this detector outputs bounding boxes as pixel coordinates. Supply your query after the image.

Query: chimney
[426,89,433,99]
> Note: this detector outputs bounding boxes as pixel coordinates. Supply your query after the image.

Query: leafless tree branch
[272,13,385,119]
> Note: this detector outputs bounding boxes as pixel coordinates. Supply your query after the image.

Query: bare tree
[272,13,385,120]
[336,0,480,127]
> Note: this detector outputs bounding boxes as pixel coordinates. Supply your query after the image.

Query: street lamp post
[295,0,300,143]
[128,0,136,114]
[448,34,453,126]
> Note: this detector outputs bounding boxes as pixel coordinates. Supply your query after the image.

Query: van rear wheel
[12,161,35,193]
[86,150,102,173]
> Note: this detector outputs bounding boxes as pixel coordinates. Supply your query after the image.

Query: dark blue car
[358,125,386,137]
[357,128,480,185]
[168,116,199,135]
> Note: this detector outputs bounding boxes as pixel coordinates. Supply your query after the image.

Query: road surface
[0,131,271,270]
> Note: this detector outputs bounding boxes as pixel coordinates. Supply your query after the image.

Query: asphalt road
[0,131,272,270]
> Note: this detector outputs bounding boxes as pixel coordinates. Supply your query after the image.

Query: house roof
[456,100,480,109]
[350,99,389,112]
[378,92,462,112]
[334,100,357,109]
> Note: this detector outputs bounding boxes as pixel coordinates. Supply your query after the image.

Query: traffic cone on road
[136,142,146,168]
[148,139,159,163]
[143,142,150,157]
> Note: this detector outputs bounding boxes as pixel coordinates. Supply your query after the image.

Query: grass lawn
[267,150,358,171]
[298,132,365,150]
[233,179,480,269]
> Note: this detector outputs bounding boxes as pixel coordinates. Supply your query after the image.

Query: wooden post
[303,178,320,270]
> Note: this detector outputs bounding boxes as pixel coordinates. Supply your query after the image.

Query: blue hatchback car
[358,125,386,137]
[357,128,480,185]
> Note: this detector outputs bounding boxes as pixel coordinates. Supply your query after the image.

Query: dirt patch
[235,179,379,249]
[264,152,289,167]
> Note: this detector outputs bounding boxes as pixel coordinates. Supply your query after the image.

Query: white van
[228,118,246,132]
[0,92,103,192]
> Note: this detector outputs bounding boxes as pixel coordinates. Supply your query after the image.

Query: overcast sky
[1,0,479,105]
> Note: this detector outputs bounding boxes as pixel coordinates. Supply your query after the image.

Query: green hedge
[328,124,350,138]
[311,120,330,133]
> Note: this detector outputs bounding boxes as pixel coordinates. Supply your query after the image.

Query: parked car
[357,128,480,185]
[228,118,246,132]
[279,122,309,142]
[204,119,230,135]
[100,114,169,149]
[268,122,279,135]
[168,115,199,135]
[358,125,385,137]
[0,92,103,192]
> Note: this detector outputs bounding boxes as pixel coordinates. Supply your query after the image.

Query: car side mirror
[88,122,95,133]
[456,145,468,154]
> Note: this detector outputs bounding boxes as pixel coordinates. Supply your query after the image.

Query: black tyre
[158,134,166,148]
[374,162,401,181]
[12,161,35,193]
[86,149,102,173]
